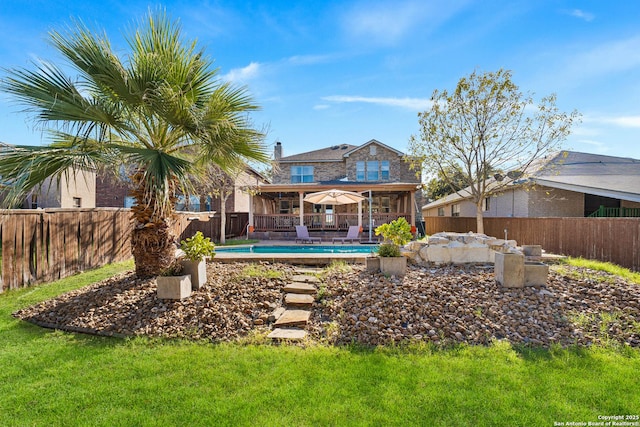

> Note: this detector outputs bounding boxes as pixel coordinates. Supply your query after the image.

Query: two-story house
[250,139,422,238]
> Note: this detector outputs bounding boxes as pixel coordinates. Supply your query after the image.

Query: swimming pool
[215,245,378,254]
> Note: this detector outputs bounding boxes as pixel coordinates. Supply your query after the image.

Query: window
[73,197,82,208]
[381,161,390,180]
[356,161,365,181]
[291,166,314,183]
[483,197,491,212]
[451,204,460,217]
[366,161,379,181]
[31,195,38,209]
[369,145,377,155]
[366,196,391,213]
[356,160,390,181]
[437,207,445,217]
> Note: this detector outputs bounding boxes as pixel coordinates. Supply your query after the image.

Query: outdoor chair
[332,225,361,244]
[295,225,322,244]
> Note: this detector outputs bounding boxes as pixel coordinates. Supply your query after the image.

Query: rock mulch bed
[13,262,640,348]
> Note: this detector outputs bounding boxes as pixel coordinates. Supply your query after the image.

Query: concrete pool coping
[211,240,377,265]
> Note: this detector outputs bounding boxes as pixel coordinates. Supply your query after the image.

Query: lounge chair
[332,225,361,244]
[295,225,322,244]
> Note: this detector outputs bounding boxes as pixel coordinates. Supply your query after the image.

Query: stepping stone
[283,282,317,295]
[268,307,286,322]
[274,309,311,327]
[285,293,314,307]
[291,274,320,283]
[268,328,307,341]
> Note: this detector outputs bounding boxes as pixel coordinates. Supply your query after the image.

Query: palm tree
[0,11,269,277]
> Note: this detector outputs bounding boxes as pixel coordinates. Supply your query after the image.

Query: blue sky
[1,0,639,161]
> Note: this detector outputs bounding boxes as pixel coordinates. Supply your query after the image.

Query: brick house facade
[252,139,422,237]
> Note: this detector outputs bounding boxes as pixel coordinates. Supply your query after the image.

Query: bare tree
[192,164,236,244]
[407,69,580,233]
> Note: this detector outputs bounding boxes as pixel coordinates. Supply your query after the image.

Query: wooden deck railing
[253,213,409,231]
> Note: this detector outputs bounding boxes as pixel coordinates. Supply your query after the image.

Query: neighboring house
[0,142,95,208]
[95,167,269,213]
[25,169,96,209]
[422,151,640,219]
[251,139,422,236]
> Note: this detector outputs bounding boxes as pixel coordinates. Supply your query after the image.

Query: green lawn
[1,261,639,426]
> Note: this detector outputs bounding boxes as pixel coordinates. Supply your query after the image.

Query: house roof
[279,144,358,162]
[342,139,405,158]
[422,150,640,209]
[531,151,640,202]
[278,139,406,163]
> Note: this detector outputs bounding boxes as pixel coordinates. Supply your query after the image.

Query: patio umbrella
[303,189,365,205]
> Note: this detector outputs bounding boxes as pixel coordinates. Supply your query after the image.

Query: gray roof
[423,150,640,209]
[279,144,358,162]
[532,151,640,201]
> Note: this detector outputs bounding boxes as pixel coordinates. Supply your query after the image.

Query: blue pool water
[216,245,378,254]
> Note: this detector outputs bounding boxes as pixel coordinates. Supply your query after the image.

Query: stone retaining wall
[404,232,519,265]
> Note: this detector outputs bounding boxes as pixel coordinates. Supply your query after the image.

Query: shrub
[180,231,216,261]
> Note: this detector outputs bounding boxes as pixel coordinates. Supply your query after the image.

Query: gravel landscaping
[13,261,640,348]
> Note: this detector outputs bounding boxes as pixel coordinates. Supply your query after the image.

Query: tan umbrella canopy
[303,189,365,205]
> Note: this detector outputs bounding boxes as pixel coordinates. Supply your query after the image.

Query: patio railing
[253,213,409,232]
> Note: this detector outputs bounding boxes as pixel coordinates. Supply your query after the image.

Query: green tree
[408,69,579,233]
[0,10,268,277]
[424,164,467,201]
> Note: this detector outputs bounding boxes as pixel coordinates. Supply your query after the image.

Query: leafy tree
[408,69,579,233]
[0,10,269,277]
[424,165,467,201]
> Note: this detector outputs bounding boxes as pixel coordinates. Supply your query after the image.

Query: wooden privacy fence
[424,217,640,271]
[0,209,249,292]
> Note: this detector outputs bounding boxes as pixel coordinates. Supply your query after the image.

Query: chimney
[274,141,282,161]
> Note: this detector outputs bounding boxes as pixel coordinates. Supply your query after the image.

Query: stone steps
[267,269,320,341]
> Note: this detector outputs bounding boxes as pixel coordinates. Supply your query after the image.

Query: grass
[237,264,286,279]
[559,257,640,284]
[1,261,639,426]
[220,238,260,246]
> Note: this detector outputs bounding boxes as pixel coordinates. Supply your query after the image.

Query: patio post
[357,200,362,228]
[299,191,304,226]
[368,189,373,242]
[410,190,416,226]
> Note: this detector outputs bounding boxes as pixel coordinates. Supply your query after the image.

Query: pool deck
[212,240,377,265]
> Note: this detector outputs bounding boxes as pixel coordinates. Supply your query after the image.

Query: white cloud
[322,95,432,110]
[341,0,468,46]
[313,104,330,110]
[561,36,640,82]
[222,62,261,83]
[568,9,595,22]
[603,116,640,128]
[287,54,335,66]
[584,114,640,128]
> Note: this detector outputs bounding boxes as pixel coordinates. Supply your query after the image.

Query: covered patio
[248,183,419,239]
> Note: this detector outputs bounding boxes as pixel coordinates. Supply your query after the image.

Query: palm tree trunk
[129,172,177,278]
[131,220,176,278]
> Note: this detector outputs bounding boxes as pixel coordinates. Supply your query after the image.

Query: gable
[343,139,404,158]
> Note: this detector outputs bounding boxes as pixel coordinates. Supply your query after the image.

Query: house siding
[272,141,420,185]
[527,186,583,217]
[345,143,413,182]
[423,185,585,218]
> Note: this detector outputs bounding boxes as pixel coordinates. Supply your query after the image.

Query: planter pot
[365,256,380,272]
[181,259,207,290]
[379,256,407,276]
[157,274,192,300]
